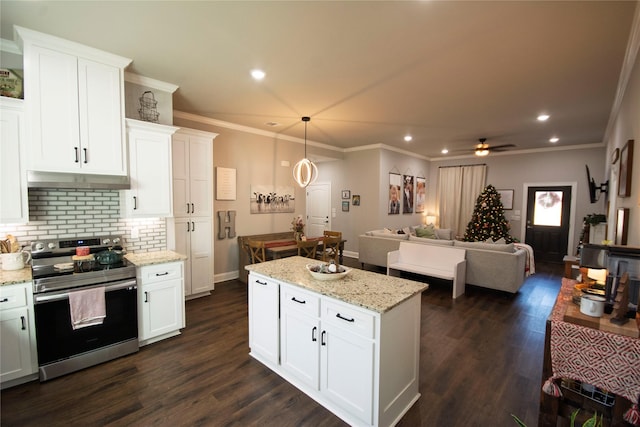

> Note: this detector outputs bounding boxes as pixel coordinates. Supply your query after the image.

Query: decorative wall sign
[497,189,514,210]
[250,185,295,214]
[388,173,401,215]
[217,210,236,239]
[415,177,426,213]
[618,140,634,197]
[216,167,237,200]
[342,190,350,199]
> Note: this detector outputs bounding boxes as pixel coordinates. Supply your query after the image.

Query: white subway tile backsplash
[0,188,166,253]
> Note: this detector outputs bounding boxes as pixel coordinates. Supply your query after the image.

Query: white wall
[605,29,640,246]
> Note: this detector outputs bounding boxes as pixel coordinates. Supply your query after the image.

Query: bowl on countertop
[306,263,351,281]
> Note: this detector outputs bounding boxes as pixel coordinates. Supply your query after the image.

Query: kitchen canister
[580,295,606,317]
[1,251,31,271]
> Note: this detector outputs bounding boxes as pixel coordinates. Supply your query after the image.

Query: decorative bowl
[306,263,351,281]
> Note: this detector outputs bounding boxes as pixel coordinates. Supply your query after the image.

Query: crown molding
[430,142,606,161]
[124,72,179,93]
[0,38,21,55]
[173,110,342,153]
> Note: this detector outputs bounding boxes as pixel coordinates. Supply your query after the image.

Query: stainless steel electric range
[30,235,138,381]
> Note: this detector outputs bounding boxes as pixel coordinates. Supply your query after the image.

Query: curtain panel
[437,164,487,237]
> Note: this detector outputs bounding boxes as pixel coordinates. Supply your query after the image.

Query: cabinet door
[140,279,183,341]
[321,324,375,425]
[171,133,190,218]
[188,137,212,217]
[281,307,320,389]
[77,58,126,175]
[27,45,80,172]
[126,126,172,217]
[189,217,213,295]
[248,274,279,365]
[169,218,192,295]
[0,307,33,383]
[0,99,28,224]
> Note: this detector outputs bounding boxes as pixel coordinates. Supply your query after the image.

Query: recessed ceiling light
[404,135,413,142]
[549,136,559,143]
[441,148,449,154]
[250,69,265,80]
[537,114,550,122]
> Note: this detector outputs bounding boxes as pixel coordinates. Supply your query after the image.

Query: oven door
[34,279,138,367]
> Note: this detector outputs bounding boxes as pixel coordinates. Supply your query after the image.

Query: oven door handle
[34,279,137,304]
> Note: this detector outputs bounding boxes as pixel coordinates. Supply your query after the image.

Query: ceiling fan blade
[488,144,516,151]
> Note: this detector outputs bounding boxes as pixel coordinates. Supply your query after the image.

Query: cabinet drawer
[281,285,319,317]
[0,284,28,310]
[321,298,375,339]
[139,262,183,284]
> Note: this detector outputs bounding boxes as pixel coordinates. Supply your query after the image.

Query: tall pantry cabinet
[167,128,218,299]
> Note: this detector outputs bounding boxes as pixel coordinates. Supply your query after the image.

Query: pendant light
[292,116,318,188]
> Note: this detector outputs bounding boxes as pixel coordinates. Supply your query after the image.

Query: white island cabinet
[247,256,427,427]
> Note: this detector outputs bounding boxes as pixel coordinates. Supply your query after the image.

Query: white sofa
[358,229,527,293]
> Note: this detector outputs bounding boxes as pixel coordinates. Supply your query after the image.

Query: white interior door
[306,183,331,237]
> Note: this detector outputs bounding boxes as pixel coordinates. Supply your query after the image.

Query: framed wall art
[618,140,634,197]
[497,189,514,210]
[342,201,350,212]
[402,174,414,214]
[615,208,629,245]
[415,177,426,213]
[388,173,401,214]
[352,195,360,206]
[342,190,351,199]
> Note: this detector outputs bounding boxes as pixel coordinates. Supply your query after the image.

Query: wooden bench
[387,241,467,299]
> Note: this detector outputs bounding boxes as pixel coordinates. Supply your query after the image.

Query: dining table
[264,237,346,262]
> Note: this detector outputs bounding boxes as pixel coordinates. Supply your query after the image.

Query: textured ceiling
[1,1,637,159]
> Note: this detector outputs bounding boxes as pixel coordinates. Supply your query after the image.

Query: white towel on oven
[69,286,106,330]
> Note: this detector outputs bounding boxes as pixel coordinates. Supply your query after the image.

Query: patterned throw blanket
[514,242,535,276]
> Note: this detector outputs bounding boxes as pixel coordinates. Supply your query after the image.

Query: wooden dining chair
[321,236,341,263]
[247,239,266,264]
[323,230,342,240]
[297,239,318,259]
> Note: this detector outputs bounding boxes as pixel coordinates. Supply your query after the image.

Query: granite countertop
[0,267,32,286]
[246,256,428,313]
[124,250,187,267]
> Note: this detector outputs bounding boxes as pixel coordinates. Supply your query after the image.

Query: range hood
[27,170,130,190]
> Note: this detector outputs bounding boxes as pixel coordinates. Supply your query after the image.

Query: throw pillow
[435,228,453,240]
[415,225,437,239]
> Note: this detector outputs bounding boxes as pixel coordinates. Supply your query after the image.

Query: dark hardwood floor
[1,259,564,427]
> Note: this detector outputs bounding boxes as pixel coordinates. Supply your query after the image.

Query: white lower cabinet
[137,262,185,346]
[248,274,280,366]
[249,272,421,427]
[0,282,38,388]
[167,217,213,298]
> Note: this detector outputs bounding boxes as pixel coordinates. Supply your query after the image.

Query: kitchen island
[246,256,428,427]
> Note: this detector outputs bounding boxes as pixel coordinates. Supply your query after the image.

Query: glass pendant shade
[292,116,318,187]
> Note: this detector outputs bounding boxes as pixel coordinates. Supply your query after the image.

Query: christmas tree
[463,184,514,242]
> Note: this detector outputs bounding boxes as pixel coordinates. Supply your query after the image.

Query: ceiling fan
[471,138,515,156]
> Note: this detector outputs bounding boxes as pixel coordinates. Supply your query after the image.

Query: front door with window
[525,186,572,263]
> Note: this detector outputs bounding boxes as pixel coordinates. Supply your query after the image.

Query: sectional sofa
[358,228,528,293]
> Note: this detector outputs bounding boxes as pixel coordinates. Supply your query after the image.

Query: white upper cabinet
[0,98,28,224]
[15,26,132,175]
[121,119,178,218]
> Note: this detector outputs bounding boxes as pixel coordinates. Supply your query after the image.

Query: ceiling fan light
[475,149,489,157]
[293,158,318,187]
